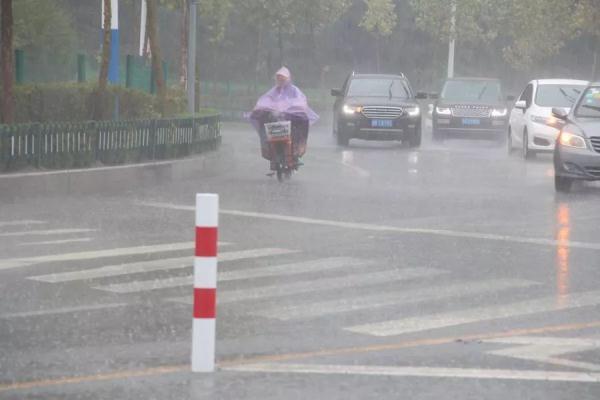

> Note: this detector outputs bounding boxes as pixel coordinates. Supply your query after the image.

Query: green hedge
[14,83,187,123]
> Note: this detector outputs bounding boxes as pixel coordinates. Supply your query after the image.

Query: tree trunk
[1,0,15,124]
[94,0,112,121]
[180,0,189,88]
[146,0,166,116]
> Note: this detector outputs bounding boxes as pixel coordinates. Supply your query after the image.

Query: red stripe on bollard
[195,227,218,257]
[193,288,217,319]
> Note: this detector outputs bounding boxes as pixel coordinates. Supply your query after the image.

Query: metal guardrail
[0,115,221,172]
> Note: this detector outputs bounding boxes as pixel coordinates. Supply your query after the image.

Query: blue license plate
[371,119,393,128]
[462,118,481,126]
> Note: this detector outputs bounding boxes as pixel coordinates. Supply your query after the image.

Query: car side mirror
[415,92,428,99]
[552,107,569,121]
[331,88,343,97]
[429,93,439,100]
[507,95,516,101]
[514,100,527,110]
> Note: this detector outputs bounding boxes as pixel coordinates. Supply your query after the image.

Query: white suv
[508,79,588,159]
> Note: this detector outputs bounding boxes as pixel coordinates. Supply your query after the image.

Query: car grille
[590,137,600,153]
[361,106,404,119]
[585,166,600,177]
[451,105,491,118]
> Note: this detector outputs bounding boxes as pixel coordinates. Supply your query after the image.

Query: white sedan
[508,79,588,159]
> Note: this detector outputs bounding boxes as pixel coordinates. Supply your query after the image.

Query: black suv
[331,73,426,147]
[432,77,512,142]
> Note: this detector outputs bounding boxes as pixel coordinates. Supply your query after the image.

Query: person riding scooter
[250,67,319,173]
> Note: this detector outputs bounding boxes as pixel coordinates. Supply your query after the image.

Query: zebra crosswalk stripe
[250,279,540,321]
[28,247,293,284]
[0,229,96,238]
[167,267,447,304]
[0,220,46,228]
[345,290,600,337]
[0,242,197,271]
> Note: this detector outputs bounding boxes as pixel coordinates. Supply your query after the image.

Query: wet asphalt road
[1,117,599,399]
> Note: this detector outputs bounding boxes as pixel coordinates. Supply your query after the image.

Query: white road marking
[486,336,600,371]
[224,363,600,383]
[0,242,197,271]
[0,220,46,228]
[18,238,93,247]
[251,279,539,321]
[0,228,96,238]
[0,303,130,319]
[166,267,446,304]
[219,257,372,281]
[0,159,180,179]
[345,290,600,337]
[29,248,295,283]
[137,201,600,251]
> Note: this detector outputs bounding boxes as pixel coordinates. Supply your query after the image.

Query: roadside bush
[14,83,187,123]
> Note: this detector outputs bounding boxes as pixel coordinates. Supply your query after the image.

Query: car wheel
[522,130,535,160]
[409,125,422,148]
[555,175,573,193]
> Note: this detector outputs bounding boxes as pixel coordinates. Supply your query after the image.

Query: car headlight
[343,105,362,115]
[530,115,558,127]
[559,131,587,149]
[406,106,420,117]
[435,106,451,116]
[491,108,508,117]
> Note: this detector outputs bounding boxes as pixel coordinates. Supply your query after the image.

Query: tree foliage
[501,0,576,70]
[13,0,77,59]
[359,0,397,37]
[409,0,600,70]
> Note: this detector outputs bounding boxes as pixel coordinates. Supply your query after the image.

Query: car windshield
[535,84,584,107]
[441,80,502,102]
[347,78,411,99]
[575,87,600,118]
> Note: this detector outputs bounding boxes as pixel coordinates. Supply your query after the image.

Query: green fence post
[77,54,87,83]
[125,55,133,89]
[15,49,24,84]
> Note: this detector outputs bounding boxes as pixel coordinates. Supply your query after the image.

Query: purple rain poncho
[250,81,319,161]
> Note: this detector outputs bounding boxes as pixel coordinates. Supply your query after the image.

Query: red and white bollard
[192,193,219,372]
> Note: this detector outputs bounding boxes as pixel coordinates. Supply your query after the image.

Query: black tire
[337,129,350,146]
[408,125,422,148]
[522,130,535,160]
[275,144,286,182]
[555,175,573,193]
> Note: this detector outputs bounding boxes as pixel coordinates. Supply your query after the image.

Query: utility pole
[139,0,147,57]
[447,0,456,78]
[102,0,120,84]
[187,0,197,114]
